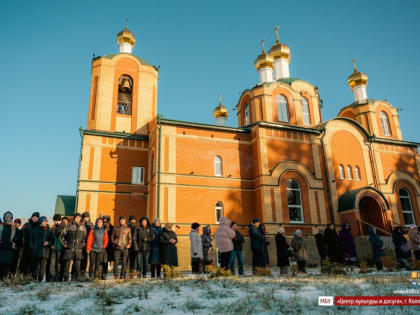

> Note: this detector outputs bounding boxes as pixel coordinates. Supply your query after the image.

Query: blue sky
[1,0,419,219]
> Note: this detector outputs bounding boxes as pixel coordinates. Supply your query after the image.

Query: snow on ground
[0,268,419,314]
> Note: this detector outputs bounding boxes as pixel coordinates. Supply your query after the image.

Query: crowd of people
[1,210,420,281]
[0,211,179,281]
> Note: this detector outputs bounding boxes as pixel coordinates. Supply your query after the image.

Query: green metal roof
[99,53,151,66]
[54,195,76,216]
[276,77,301,85]
[338,186,390,212]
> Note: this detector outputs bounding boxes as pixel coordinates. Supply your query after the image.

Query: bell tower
[86,25,158,135]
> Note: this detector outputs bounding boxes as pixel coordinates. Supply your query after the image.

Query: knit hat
[14,218,21,225]
[74,213,82,219]
[252,218,260,224]
[53,214,62,221]
[82,212,90,219]
[3,211,13,224]
[191,222,200,230]
[295,229,302,236]
[39,216,48,223]
[31,212,40,219]
[129,215,136,222]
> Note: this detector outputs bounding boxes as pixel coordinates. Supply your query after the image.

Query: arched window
[338,165,345,179]
[214,156,222,177]
[347,165,353,180]
[354,166,361,180]
[277,95,289,122]
[301,97,310,125]
[215,201,224,223]
[117,75,133,114]
[244,103,250,125]
[379,111,391,136]
[399,188,415,225]
[287,179,304,223]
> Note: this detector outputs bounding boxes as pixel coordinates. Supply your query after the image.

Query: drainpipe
[156,115,162,219]
[74,127,84,213]
[320,128,335,223]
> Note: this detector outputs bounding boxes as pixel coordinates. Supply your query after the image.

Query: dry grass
[254,267,272,276]
[320,259,346,275]
[206,265,232,278]
[162,264,183,279]
[382,256,398,271]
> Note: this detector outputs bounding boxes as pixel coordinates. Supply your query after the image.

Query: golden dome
[254,39,274,70]
[117,25,136,46]
[213,96,229,119]
[269,26,291,61]
[347,58,368,88]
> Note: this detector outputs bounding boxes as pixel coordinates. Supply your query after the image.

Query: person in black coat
[275,227,291,274]
[258,223,270,267]
[60,213,87,281]
[101,215,114,280]
[134,216,155,278]
[392,226,411,268]
[0,211,18,280]
[314,227,327,266]
[20,212,40,275]
[248,218,264,273]
[29,216,55,281]
[324,223,344,264]
[159,223,178,268]
[229,222,244,275]
[127,215,137,277]
[10,218,23,276]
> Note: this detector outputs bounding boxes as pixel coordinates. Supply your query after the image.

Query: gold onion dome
[213,96,229,119]
[269,26,291,61]
[254,40,274,70]
[348,58,368,88]
[117,25,136,46]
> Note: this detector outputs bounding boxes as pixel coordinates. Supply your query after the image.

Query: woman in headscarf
[159,223,178,268]
[324,223,344,264]
[291,229,308,273]
[338,222,357,272]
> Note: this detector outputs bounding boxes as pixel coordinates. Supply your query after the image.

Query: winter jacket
[83,220,94,240]
[248,224,264,249]
[275,233,290,267]
[408,227,420,252]
[214,216,235,253]
[0,224,17,264]
[111,224,132,250]
[134,224,155,252]
[189,229,203,259]
[368,226,385,261]
[160,228,178,267]
[150,224,163,264]
[392,228,411,260]
[314,232,327,259]
[338,225,357,259]
[258,225,270,265]
[324,228,344,263]
[86,219,109,253]
[22,220,39,250]
[51,222,65,251]
[60,221,87,260]
[291,234,308,261]
[127,222,137,253]
[201,225,212,262]
[232,230,244,251]
[29,225,55,259]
